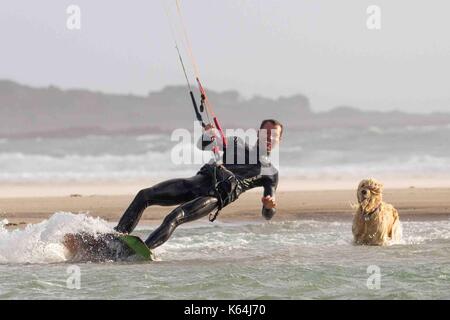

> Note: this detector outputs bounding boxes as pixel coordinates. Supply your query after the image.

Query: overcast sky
[1,0,449,113]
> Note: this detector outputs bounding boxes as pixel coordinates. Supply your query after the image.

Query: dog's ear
[357,179,368,203]
[374,181,384,194]
[357,179,370,193]
[366,178,384,194]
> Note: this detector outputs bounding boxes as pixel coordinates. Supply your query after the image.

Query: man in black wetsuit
[114,119,283,249]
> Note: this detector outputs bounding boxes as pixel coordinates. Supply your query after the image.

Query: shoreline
[2,187,450,230]
[2,176,450,198]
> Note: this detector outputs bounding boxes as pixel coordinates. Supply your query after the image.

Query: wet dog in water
[352,178,401,245]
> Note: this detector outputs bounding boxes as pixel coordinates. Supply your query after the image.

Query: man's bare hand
[262,195,276,209]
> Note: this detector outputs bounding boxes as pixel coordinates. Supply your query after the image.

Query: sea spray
[0,212,113,264]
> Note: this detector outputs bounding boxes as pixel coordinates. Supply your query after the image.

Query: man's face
[259,123,282,154]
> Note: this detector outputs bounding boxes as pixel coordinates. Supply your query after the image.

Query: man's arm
[261,180,277,220]
[262,198,276,220]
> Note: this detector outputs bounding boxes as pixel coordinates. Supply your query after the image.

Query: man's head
[259,119,283,154]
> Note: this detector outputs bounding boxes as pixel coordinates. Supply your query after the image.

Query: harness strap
[362,203,382,221]
[207,165,239,222]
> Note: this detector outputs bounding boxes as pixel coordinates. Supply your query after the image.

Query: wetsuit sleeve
[261,174,278,220]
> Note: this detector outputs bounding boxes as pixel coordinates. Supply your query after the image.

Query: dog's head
[357,178,383,213]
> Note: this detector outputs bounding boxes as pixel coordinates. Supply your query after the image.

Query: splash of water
[0,212,113,264]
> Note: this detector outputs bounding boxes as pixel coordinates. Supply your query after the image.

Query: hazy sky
[1,0,449,113]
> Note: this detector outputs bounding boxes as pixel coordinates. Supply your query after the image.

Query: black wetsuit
[115,134,279,249]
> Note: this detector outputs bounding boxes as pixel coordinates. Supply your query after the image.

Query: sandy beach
[2,180,450,228]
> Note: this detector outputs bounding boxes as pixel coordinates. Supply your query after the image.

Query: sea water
[1,126,450,182]
[1,125,450,299]
[0,213,449,299]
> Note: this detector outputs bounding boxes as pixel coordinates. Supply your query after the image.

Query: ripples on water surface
[1,213,449,299]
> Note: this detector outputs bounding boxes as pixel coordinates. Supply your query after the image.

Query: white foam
[0,212,113,264]
[398,220,450,245]
[0,151,196,181]
[2,127,450,182]
[160,219,450,261]
[279,154,450,181]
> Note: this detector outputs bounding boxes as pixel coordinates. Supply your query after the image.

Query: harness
[199,164,241,222]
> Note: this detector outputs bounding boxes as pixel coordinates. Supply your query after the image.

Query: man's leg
[145,196,219,249]
[115,174,210,234]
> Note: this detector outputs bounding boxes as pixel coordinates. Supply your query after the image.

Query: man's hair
[260,119,284,137]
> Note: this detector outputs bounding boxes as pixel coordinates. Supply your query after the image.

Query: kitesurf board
[119,234,153,260]
[63,232,153,262]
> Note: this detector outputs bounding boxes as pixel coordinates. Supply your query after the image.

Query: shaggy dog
[352,178,401,245]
